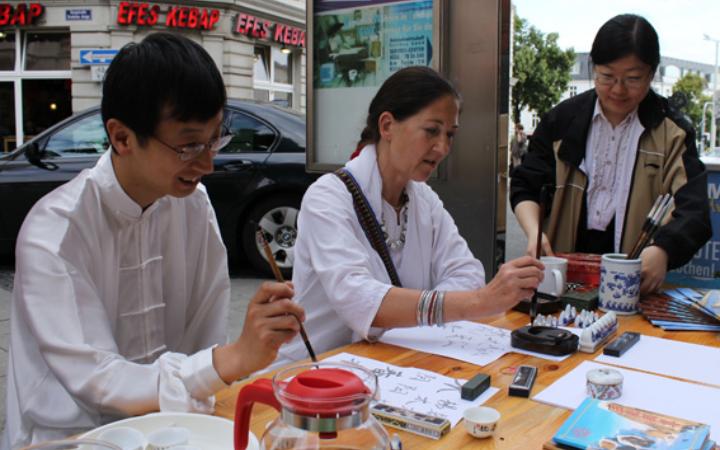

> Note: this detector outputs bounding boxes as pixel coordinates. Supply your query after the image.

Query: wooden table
[214,311,720,449]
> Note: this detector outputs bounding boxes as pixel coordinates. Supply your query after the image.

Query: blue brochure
[553,398,710,450]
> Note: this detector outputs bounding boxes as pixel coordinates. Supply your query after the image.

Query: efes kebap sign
[0,3,44,26]
[233,13,306,48]
[116,2,220,30]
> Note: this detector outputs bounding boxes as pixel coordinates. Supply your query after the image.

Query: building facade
[518,52,715,133]
[0,0,306,151]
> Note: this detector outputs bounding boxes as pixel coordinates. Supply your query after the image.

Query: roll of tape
[586,368,623,400]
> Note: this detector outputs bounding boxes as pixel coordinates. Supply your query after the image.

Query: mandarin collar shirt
[581,100,645,251]
[273,145,485,368]
[2,151,230,449]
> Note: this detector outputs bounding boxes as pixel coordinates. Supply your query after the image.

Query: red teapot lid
[279,368,371,417]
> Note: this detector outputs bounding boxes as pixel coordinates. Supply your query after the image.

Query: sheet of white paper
[323,352,499,426]
[533,360,720,442]
[379,321,573,366]
[594,335,720,387]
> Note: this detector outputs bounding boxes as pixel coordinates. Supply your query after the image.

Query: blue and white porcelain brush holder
[599,253,641,315]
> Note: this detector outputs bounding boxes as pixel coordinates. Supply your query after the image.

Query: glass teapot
[234,361,391,450]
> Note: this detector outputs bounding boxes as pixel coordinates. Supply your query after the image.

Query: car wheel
[241,194,301,278]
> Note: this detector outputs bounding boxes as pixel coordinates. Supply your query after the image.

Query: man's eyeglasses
[152,126,233,161]
[594,71,650,90]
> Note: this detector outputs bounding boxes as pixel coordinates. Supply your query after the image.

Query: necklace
[381,191,409,250]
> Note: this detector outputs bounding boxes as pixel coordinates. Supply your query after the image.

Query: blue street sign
[79,49,118,65]
[66,9,92,21]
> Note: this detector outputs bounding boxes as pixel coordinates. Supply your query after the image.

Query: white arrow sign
[79,49,118,65]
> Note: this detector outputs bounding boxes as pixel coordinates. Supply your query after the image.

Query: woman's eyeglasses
[152,126,233,161]
[594,72,650,90]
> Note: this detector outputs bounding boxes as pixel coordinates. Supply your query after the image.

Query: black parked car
[0,99,319,276]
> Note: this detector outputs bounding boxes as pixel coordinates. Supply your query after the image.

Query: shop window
[0,30,71,148]
[254,46,270,82]
[44,113,108,157]
[0,31,16,71]
[224,110,276,153]
[24,32,70,71]
[254,45,294,108]
[0,82,16,151]
[272,50,292,84]
[22,79,71,136]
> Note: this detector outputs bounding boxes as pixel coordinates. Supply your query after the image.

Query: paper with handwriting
[323,352,499,426]
[379,321,574,366]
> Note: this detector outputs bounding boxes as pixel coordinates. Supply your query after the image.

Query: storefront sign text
[117,2,220,30]
[0,3,44,26]
[233,13,305,48]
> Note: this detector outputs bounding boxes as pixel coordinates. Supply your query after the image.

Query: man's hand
[213,281,305,383]
[476,256,544,316]
[640,246,668,295]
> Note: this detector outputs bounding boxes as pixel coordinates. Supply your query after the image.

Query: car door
[203,108,278,250]
[0,112,107,253]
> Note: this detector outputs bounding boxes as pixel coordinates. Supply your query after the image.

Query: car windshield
[44,113,108,157]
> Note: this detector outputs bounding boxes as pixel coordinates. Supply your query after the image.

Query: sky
[512,0,720,66]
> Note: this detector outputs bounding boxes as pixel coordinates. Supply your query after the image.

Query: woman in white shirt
[276,66,543,363]
[511,14,711,294]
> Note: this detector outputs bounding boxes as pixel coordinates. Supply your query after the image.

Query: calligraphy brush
[628,196,674,260]
[530,185,549,322]
[256,229,318,363]
[627,194,667,259]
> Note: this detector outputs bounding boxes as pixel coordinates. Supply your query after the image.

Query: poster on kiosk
[667,163,720,288]
[306,0,440,171]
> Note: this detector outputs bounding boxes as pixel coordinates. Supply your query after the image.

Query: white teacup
[97,427,146,450]
[463,406,501,438]
[537,256,568,297]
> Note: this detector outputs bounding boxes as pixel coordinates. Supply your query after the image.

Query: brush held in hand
[627,194,674,260]
[530,185,550,321]
[256,228,318,363]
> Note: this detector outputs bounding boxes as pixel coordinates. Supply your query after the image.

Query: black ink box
[461,372,491,400]
[559,286,599,312]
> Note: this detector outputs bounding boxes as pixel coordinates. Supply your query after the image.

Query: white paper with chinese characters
[322,352,499,426]
[379,321,575,366]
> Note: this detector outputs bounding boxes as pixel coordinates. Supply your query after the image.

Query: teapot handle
[234,378,281,450]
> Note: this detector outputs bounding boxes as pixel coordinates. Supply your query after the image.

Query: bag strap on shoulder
[333,168,402,287]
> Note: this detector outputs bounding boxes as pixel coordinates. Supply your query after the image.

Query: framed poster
[307,0,442,171]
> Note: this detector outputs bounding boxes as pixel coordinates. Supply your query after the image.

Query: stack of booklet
[638,288,720,331]
[549,397,714,450]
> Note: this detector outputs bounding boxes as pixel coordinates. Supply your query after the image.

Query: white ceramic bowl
[97,426,146,450]
[463,406,501,438]
[146,426,190,450]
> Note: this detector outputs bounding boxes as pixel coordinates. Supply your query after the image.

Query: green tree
[671,72,711,139]
[512,16,575,123]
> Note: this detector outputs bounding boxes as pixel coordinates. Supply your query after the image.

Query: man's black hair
[101,32,226,144]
